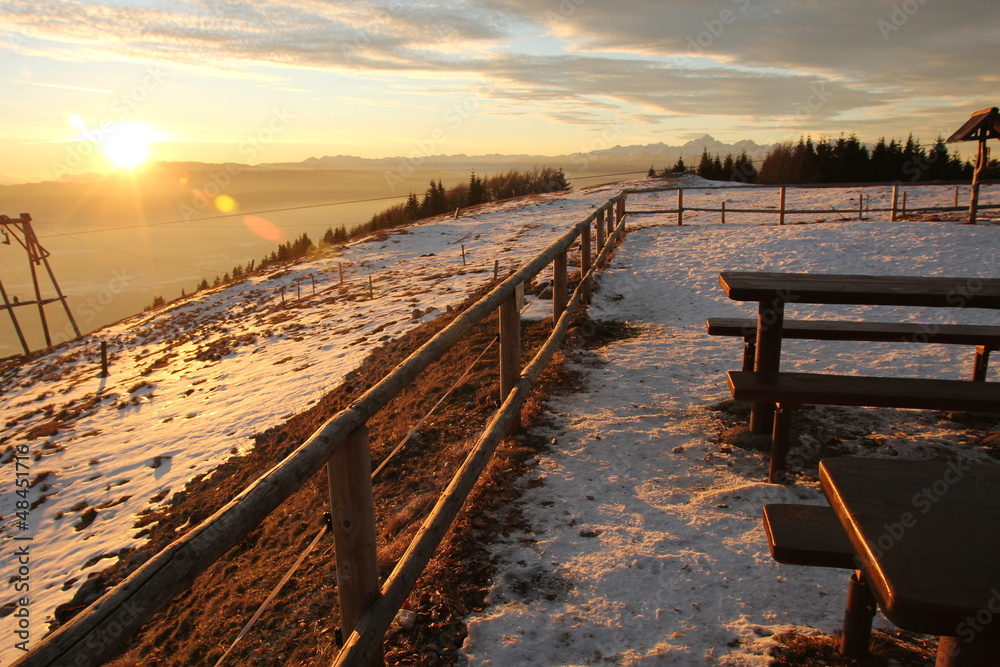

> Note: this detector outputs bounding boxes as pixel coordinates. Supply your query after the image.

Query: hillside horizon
[6,135,775,186]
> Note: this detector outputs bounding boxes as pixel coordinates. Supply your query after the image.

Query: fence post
[616,197,626,236]
[327,425,383,667]
[954,185,960,208]
[891,185,899,222]
[902,191,907,219]
[100,340,109,378]
[779,186,786,226]
[581,222,592,304]
[553,251,568,322]
[676,189,684,226]
[499,289,522,428]
[595,208,606,267]
[721,200,726,225]
[858,192,864,220]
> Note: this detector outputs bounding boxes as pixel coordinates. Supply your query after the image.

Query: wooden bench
[728,370,1000,482]
[762,503,855,569]
[762,503,876,657]
[707,317,1000,381]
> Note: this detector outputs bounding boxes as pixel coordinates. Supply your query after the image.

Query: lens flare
[244,215,285,242]
[215,195,237,213]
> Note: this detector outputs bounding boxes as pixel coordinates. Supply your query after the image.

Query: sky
[1,0,997,183]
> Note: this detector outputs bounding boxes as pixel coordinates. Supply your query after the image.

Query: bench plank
[707,318,1000,346]
[727,370,1000,413]
[708,318,1000,380]
[762,503,856,569]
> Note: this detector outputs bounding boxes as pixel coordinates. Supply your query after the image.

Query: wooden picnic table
[820,457,1000,666]
[718,272,1000,433]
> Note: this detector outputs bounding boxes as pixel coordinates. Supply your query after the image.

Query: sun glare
[102,122,162,169]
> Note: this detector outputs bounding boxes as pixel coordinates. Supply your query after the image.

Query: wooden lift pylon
[1,213,81,355]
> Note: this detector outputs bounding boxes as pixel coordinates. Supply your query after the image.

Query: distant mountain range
[259,135,775,176]
[25,135,775,186]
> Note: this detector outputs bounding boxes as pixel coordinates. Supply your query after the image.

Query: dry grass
[37,285,586,666]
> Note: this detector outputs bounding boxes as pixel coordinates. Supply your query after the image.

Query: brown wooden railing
[625,182,999,225]
[14,193,628,667]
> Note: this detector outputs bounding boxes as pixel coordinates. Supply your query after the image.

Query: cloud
[1,0,995,140]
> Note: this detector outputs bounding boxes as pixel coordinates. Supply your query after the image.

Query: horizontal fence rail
[14,193,629,667]
[623,182,999,226]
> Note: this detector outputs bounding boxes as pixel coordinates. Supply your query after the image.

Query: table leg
[936,635,1000,666]
[749,297,784,434]
[841,571,876,658]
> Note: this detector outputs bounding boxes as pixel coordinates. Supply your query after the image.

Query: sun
[102,122,161,169]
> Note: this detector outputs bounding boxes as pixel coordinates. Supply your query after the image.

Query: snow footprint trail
[464,213,1000,665]
[462,321,846,666]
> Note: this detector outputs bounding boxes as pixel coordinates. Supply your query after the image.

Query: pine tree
[697,148,715,179]
[405,192,420,220]
[468,171,486,205]
[722,154,736,181]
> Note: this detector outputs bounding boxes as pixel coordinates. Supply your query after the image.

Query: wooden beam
[327,425,382,667]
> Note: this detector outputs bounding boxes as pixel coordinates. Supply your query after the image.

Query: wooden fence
[625,182,1000,225]
[13,195,629,667]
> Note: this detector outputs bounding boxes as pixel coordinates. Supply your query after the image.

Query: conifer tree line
[354,166,570,236]
[147,167,570,310]
[649,135,998,185]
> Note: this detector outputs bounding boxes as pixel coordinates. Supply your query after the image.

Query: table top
[820,457,1000,637]
[719,272,1000,309]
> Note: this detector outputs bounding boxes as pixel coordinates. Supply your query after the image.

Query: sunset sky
[1,0,996,183]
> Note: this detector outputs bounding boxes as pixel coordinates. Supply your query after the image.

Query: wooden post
[858,192,864,220]
[499,290,522,411]
[493,259,499,281]
[721,200,726,225]
[676,189,684,226]
[954,185,960,208]
[311,275,316,295]
[339,263,344,285]
[326,425,383,667]
[616,197,626,236]
[553,251,568,322]
[902,191,907,219]
[969,139,989,225]
[280,287,286,308]
[891,185,899,222]
[461,244,466,266]
[297,281,301,301]
[368,276,374,300]
[581,223,592,304]
[779,186,786,226]
[100,341,109,378]
[595,208,606,266]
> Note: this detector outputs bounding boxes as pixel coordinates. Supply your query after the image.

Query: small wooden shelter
[946,106,1000,224]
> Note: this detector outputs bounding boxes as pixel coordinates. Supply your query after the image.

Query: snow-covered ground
[461,183,1000,665]
[1,176,998,665]
[0,182,623,663]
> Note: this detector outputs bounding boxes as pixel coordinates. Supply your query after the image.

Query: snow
[1,176,998,665]
[461,183,1000,665]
